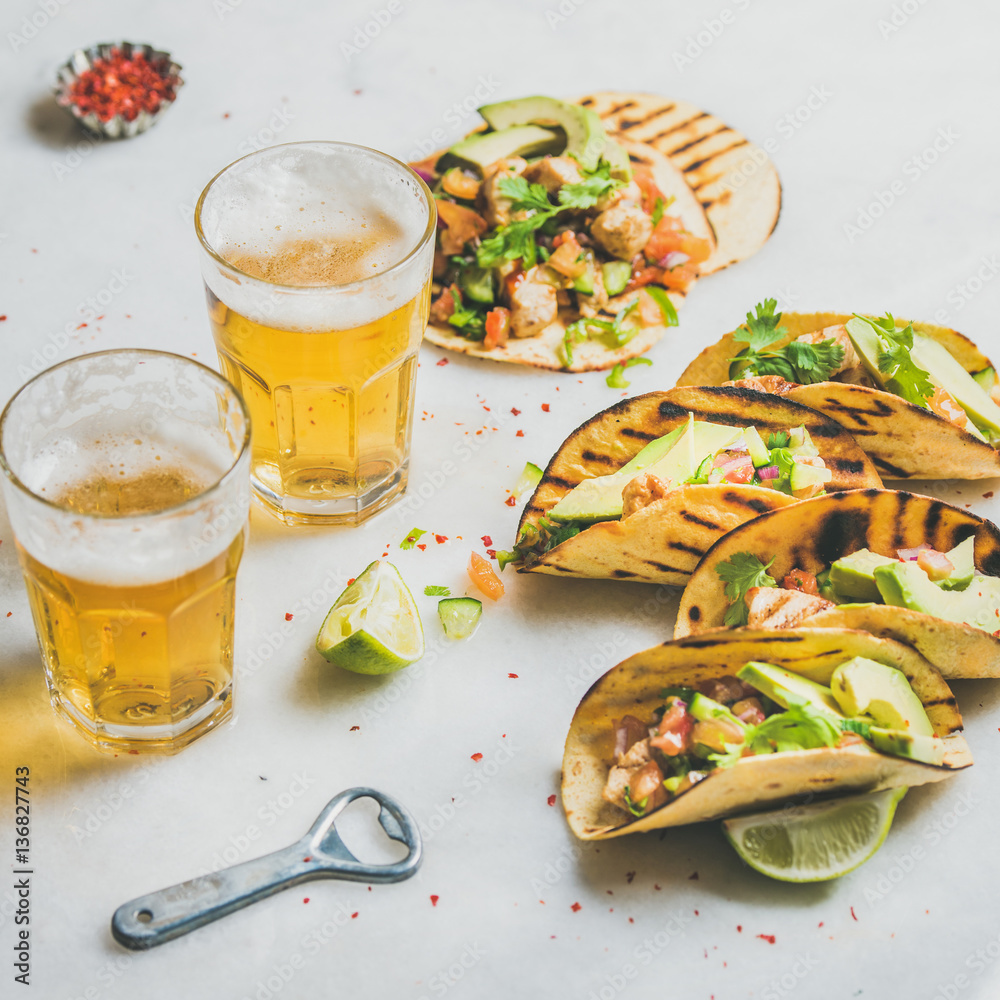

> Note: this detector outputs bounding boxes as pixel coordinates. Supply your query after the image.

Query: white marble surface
[2,0,1000,997]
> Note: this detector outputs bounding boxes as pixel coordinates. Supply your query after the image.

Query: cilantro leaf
[560,299,641,368]
[767,431,790,449]
[623,786,649,817]
[424,585,450,597]
[734,299,786,352]
[400,527,427,550]
[509,517,583,568]
[851,314,934,407]
[651,196,665,227]
[644,286,679,327]
[558,162,622,210]
[498,176,553,213]
[716,552,777,626]
[745,700,842,755]
[606,357,652,390]
[446,289,486,338]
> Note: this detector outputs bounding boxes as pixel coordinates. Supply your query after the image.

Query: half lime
[722,787,907,882]
[316,561,424,674]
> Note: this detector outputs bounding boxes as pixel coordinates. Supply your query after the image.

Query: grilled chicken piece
[509,273,558,338]
[602,738,652,811]
[723,374,799,396]
[621,473,672,517]
[522,155,582,194]
[795,324,858,377]
[481,157,527,228]
[745,587,834,629]
[590,202,653,261]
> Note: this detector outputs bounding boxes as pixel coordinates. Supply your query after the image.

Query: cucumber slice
[438,598,483,640]
[602,260,632,297]
[459,266,494,304]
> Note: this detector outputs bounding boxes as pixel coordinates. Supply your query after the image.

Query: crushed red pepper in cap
[64,48,180,122]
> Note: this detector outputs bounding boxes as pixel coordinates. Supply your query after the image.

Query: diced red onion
[758,464,781,480]
[413,167,435,185]
[613,715,648,759]
[898,545,931,562]
[658,251,689,269]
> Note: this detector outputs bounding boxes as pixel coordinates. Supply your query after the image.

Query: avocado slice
[829,657,933,736]
[939,537,975,591]
[547,419,741,524]
[908,332,1000,445]
[789,461,832,494]
[736,662,844,720]
[829,549,898,602]
[442,124,563,173]
[743,426,770,468]
[873,560,1000,631]
[868,727,945,766]
[601,138,633,181]
[687,692,747,729]
[973,367,997,393]
[478,96,607,171]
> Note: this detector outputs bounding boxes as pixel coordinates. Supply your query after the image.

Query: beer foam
[198,143,433,331]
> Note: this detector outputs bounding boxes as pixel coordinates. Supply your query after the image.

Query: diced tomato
[632,165,667,216]
[649,698,693,756]
[468,551,504,601]
[629,760,666,803]
[917,548,955,581]
[724,462,754,484]
[436,200,487,255]
[657,262,699,293]
[429,285,459,323]
[484,307,511,350]
[623,265,665,295]
[927,385,968,429]
[551,231,575,248]
[783,569,819,595]
[644,215,686,262]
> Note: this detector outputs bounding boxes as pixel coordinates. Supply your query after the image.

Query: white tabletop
[2,1,1000,997]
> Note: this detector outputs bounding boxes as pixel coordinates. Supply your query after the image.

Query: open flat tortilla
[424,136,714,372]
[562,628,970,841]
[673,489,1000,677]
[579,91,781,274]
[677,311,1000,479]
[517,385,883,585]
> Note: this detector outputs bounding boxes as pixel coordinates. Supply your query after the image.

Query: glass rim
[0,348,252,522]
[193,139,437,295]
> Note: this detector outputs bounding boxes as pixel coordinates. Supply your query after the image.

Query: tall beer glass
[0,350,250,754]
[194,141,435,526]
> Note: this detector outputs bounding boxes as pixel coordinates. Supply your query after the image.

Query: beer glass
[0,350,251,754]
[194,141,436,526]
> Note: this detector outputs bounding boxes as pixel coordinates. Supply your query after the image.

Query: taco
[506,385,882,585]
[674,489,1000,679]
[676,301,1000,479]
[578,92,781,275]
[412,95,718,371]
[562,628,970,840]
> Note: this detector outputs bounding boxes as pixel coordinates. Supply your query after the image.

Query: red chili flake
[303,897,310,904]
[303,857,312,862]
[504,495,517,507]
[985,492,995,499]
[284,612,293,621]
[688,872,699,880]
[0,315,6,321]
[547,794,556,806]
[222,112,230,118]
[511,407,521,416]
[757,934,776,944]
[5,612,11,618]
[76,323,87,330]
[736,925,742,932]
[654,884,661,891]
[515,430,524,437]
[541,403,550,412]
[416,544,427,551]
[436,358,449,366]
[818,922,824,928]
[349,726,360,732]
[351,912,359,919]
[430,895,439,906]
[481,535,493,547]
[483,405,491,412]
[625,871,636,884]
[851,907,858,921]
[62,47,181,123]
[471,753,483,761]
[435,534,448,544]
[347,578,356,585]
[694,910,699,916]
[509,673,519,679]
[486,549,497,559]
[571,902,582,912]
[628,917,634,924]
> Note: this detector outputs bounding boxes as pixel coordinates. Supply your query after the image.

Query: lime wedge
[316,561,424,674]
[722,787,907,882]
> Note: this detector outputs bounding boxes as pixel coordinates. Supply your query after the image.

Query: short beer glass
[0,350,251,754]
[194,141,435,525]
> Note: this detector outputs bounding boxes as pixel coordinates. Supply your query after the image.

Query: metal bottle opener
[111,787,422,950]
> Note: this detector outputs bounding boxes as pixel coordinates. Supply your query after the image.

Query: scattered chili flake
[284,612,293,621]
[628,917,634,924]
[0,315,6,321]
[511,407,521,416]
[303,897,310,904]
[303,857,311,862]
[436,358,449,366]
[347,578,355,585]
[5,612,11,618]
[851,907,858,921]
[417,544,427,551]
[985,492,995,499]
[694,910,699,916]
[654,884,661,891]
[688,872,699,880]
[737,925,742,932]
[481,535,493,547]
[547,794,556,806]
[541,403,550,412]
[504,495,517,507]
[571,902,582,912]
[76,323,87,330]
[435,534,448,544]
[625,871,636,884]
[471,753,483,761]
[430,895,439,907]
[486,549,497,559]
[757,934,776,944]
[509,673,519,679]
[818,922,824,928]
[349,725,360,732]
[223,112,230,118]
[351,912,359,919]
[516,429,524,437]
[62,47,181,123]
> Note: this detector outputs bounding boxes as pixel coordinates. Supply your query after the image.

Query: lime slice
[316,561,424,674]
[722,787,907,883]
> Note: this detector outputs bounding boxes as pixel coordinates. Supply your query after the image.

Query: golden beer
[0,350,250,754]
[195,142,435,525]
